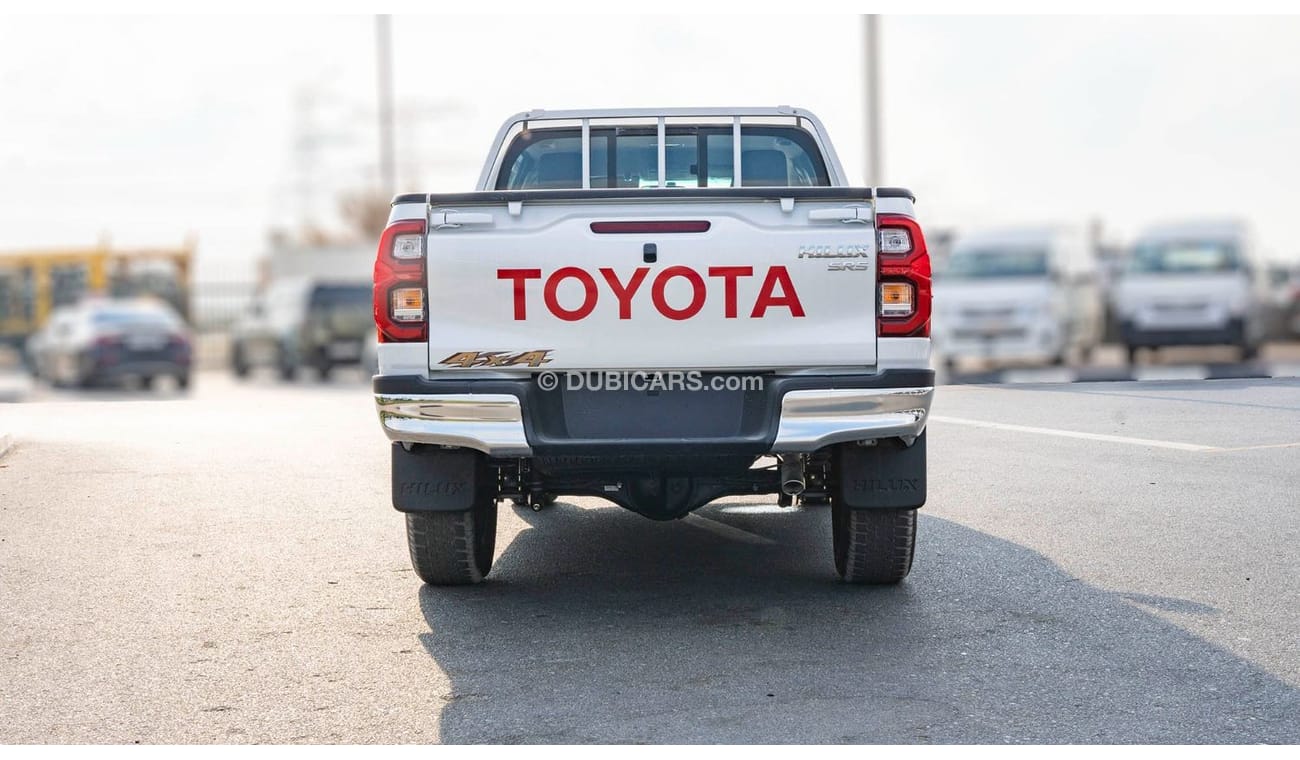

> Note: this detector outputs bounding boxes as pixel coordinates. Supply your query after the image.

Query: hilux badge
[797,244,871,259]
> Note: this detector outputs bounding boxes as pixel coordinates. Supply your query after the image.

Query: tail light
[91,335,121,366]
[374,219,428,343]
[876,214,931,337]
[167,334,192,361]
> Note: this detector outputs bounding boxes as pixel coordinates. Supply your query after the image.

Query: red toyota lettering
[543,267,599,322]
[496,265,804,320]
[706,266,753,319]
[650,266,707,321]
[750,266,805,319]
[599,267,650,320]
[497,268,541,320]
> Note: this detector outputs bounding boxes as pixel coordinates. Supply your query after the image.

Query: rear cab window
[494,124,831,190]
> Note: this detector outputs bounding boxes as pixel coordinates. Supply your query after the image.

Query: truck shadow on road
[417,502,1300,744]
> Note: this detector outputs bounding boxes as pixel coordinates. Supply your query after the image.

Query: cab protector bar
[391,187,916,206]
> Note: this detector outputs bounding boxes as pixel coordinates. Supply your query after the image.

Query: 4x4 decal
[439,350,554,368]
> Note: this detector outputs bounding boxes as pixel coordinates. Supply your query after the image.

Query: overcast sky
[2,14,1299,281]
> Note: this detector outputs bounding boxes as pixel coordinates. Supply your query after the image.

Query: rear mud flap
[391,444,489,512]
[835,431,927,509]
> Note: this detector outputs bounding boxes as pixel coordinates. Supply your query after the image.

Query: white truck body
[371,108,935,586]
[416,198,880,371]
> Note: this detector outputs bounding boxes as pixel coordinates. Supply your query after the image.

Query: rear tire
[276,341,299,381]
[231,343,250,379]
[406,496,498,586]
[832,500,916,585]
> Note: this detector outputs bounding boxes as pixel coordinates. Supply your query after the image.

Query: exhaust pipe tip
[779,455,806,497]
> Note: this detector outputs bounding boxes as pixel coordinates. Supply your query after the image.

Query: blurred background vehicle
[932,226,1102,369]
[230,277,373,381]
[1264,263,1300,340]
[361,330,379,376]
[0,243,192,370]
[1284,268,1300,340]
[26,298,192,390]
[1113,220,1267,364]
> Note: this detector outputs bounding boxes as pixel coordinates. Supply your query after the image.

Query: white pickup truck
[372,107,933,586]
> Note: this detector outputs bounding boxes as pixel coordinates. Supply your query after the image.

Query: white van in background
[933,227,1102,369]
[1114,221,1266,364]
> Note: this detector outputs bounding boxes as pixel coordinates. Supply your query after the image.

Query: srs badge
[439,350,554,368]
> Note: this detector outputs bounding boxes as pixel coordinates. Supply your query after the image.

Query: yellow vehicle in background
[0,242,193,357]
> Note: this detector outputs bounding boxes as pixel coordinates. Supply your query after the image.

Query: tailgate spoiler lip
[392,187,914,206]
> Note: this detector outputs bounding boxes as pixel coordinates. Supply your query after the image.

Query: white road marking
[683,514,778,545]
[1210,441,1300,453]
[929,415,1218,452]
[1002,368,1074,385]
[1134,365,1210,381]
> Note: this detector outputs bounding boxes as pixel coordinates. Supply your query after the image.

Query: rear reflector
[590,221,711,234]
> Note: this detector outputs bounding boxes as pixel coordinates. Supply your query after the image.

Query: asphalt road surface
[1,371,1298,743]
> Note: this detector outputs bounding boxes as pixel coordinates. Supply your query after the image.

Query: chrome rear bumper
[376,394,532,457]
[771,386,932,452]
[375,385,932,458]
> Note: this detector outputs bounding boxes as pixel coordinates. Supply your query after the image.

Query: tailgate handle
[433,211,494,229]
[808,207,873,224]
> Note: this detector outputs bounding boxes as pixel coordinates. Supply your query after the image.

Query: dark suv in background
[230,278,373,381]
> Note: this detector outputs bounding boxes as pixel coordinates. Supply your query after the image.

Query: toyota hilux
[372,107,933,585]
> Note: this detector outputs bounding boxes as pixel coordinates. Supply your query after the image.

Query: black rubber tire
[177,373,191,391]
[1241,342,1259,362]
[832,501,917,585]
[406,496,498,586]
[276,341,298,381]
[231,343,250,379]
[140,375,155,390]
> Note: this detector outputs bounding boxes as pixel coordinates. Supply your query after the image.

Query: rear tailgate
[424,189,877,371]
